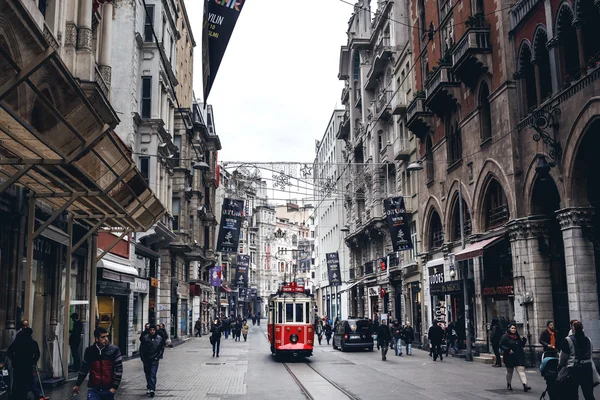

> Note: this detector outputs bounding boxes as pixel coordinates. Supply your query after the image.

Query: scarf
[506,332,518,340]
[548,328,556,348]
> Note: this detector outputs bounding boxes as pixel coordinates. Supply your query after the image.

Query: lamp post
[340,226,350,320]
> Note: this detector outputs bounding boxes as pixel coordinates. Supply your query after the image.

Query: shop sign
[482,285,514,296]
[97,279,130,296]
[151,278,159,288]
[367,286,380,297]
[101,269,135,284]
[430,280,463,295]
[428,266,445,286]
[133,278,149,293]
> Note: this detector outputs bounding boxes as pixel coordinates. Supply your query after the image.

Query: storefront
[367,285,380,319]
[131,277,149,355]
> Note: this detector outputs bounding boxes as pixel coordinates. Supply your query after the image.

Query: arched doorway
[531,175,569,341]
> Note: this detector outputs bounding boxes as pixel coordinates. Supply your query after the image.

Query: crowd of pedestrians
[209,314,254,357]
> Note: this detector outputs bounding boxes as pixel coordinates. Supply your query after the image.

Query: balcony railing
[376,90,393,116]
[393,138,411,160]
[452,28,491,65]
[349,268,356,280]
[510,0,543,30]
[488,204,509,226]
[431,231,444,248]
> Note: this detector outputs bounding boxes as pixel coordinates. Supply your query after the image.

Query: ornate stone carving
[77,28,93,50]
[507,218,551,241]
[65,22,77,47]
[556,207,594,230]
[43,24,59,51]
[99,65,112,85]
[546,37,559,50]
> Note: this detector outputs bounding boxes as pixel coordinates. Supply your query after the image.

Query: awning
[220,285,233,293]
[425,258,445,268]
[455,236,504,261]
[97,259,139,277]
[340,277,367,293]
[0,0,165,232]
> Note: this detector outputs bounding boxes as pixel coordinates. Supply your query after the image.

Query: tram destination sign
[202,0,248,102]
[384,197,413,251]
[216,198,244,253]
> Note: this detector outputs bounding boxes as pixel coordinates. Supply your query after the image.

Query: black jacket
[157,328,168,343]
[403,326,415,343]
[377,324,392,345]
[391,324,403,339]
[76,344,123,390]
[211,324,222,340]
[7,331,40,370]
[499,333,527,368]
[428,324,444,345]
[140,334,165,363]
[539,329,558,352]
[324,324,332,338]
[70,320,83,345]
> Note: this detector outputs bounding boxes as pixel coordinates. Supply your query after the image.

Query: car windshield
[346,320,372,333]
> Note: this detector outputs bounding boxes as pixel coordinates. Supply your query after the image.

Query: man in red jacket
[72,327,123,399]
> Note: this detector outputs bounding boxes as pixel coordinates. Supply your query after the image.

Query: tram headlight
[290,334,299,344]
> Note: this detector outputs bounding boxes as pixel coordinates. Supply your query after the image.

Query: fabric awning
[220,285,233,293]
[340,277,366,293]
[455,236,504,261]
[97,259,139,277]
[425,258,445,268]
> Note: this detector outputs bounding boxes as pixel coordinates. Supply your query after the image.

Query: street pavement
[44,323,600,399]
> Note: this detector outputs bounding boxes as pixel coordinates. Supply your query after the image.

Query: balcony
[392,91,408,115]
[349,268,356,280]
[379,141,394,164]
[393,138,411,161]
[376,90,393,120]
[431,230,445,248]
[364,261,374,275]
[365,36,392,89]
[406,95,434,140]
[452,17,492,88]
[424,65,461,117]
[337,111,350,140]
[341,84,350,104]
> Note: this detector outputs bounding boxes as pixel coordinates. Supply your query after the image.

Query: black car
[332,319,374,352]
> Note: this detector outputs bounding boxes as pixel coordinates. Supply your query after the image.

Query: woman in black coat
[499,324,531,392]
[211,319,222,357]
[324,321,333,345]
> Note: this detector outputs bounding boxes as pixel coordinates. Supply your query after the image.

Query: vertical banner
[384,197,413,251]
[234,254,250,287]
[210,265,222,287]
[326,252,342,286]
[202,0,248,102]
[216,198,244,253]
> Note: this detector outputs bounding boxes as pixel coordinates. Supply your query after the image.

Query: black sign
[97,279,131,297]
[428,265,445,287]
[216,199,244,253]
[249,288,257,299]
[430,280,463,295]
[384,197,413,251]
[202,0,248,102]
[326,252,342,286]
[234,254,249,287]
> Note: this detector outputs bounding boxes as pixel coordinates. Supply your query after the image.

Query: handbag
[209,336,214,345]
[556,365,571,384]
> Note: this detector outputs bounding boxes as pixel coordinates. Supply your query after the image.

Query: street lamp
[407,161,424,172]
[192,161,210,171]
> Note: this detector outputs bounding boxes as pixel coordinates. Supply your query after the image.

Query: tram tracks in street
[282,361,360,400]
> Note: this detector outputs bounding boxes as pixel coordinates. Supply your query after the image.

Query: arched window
[451,195,472,241]
[578,0,600,65]
[426,135,434,182]
[518,43,537,111]
[479,82,492,142]
[533,28,552,102]
[446,120,462,165]
[556,5,580,80]
[428,210,444,248]
[419,0,426,35]
[484,179,510,229]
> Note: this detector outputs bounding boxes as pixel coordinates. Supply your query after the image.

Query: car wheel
[369,346,374,352]
[341,340,346,352]
[333,338,338,350]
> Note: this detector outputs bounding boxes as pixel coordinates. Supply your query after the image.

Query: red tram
[268,281,316,358]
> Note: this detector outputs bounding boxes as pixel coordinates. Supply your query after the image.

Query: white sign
[367,286,380,297]
[133,278,149,293]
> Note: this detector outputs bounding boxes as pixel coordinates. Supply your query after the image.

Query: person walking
[376,319,392,361]
[257,312,261,326]
[316,319,324,345]
[500,323,531,392]
[222,317,231,340]
[211,319,222,357]
[558,320,596,399]
[403,322,415,355]
[324,321,333,345]
[428,322,444,361]
[194,318,202,337]
[391,320,403,356]
[540,320,558,353]
[140,323,151,342]
[445,320,458,356]
[7,327,45,400]
[490,318,504,367]
[242,319,249,342]
[69,313,83,372]
[235,318,242,342]
[140,324,165,397]
[73,327,123,400]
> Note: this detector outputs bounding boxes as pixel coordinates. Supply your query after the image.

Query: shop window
[478,82,492,142]
[428,210,444,248]
[484,179,509,229]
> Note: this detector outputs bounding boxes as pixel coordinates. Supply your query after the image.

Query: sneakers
[149,390,155,397]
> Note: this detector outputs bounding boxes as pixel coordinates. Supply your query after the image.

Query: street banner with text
[326,252,342,286]
[384,197,413,251]
[216,198,244,253]
[234,254,250,287]
[202,0,248,102]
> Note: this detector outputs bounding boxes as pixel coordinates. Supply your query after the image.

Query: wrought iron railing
[431,230,444,248]
[488,204,509,226]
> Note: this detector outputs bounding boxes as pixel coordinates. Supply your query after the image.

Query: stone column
[532,58,542,106]
[98,2,113,90]
[159,248,172,332]
[75,0,94,80]
[546,38,560,93]
[556,207,600,346]
[508,218,554,351]
[573,19,587,76]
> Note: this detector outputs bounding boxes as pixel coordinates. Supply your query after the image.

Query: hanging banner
[216,198,244,253]
[210,265,222,287]
[326,252,342,286]
[202,0,248,102]
[234,254,250,287]
[384,197,413,251]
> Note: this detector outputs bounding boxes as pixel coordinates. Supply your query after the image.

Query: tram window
[278,303,283,324]
[286,304,294,322]
[295,303,304,323]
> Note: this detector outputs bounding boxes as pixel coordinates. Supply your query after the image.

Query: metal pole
[89,234,98,345]
[62,216,73,379]
[458,182,473,361]
[23,194,35,324]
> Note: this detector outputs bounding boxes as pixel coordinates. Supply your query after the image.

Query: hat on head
[149,324,156,329]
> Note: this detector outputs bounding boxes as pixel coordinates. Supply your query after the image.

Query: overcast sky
[185,0,351,164]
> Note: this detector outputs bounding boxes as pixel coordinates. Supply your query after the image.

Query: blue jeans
[225,329,230,339]
[395,338,403,355]
[87,388,115,400]
[406,342,412,355]
[143,360,159,391]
